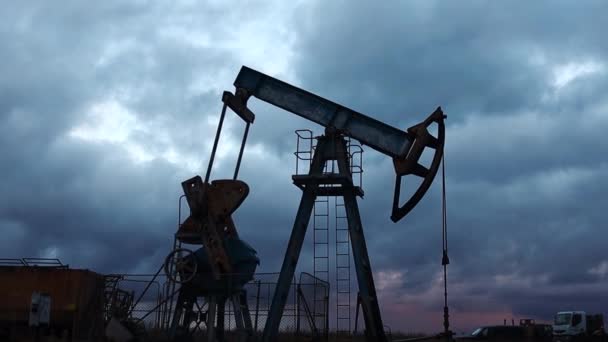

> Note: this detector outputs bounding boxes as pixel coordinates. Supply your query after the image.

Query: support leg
[354,293,361,334]
[183,298,195,335]
[239,291,254,334]
[169,291,187,339]
[343,190,387,342]
[207,296,217,342]
[261,189,317,341]
[232,292,254,342]
[262,138,328,342]
[217,297,226,342]
[232,294,245,340]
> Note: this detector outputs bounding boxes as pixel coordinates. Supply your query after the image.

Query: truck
[553,311,607,342]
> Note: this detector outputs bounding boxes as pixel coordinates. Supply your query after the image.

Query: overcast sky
[1,0,607,335]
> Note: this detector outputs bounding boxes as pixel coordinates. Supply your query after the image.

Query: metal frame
[0,257,67,268]
[168,288,254,342]
[262,132,387,342]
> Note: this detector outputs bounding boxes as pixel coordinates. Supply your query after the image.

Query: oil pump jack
[166,66,445,342]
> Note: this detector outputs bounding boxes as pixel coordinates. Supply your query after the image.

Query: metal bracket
[222,90,255,124]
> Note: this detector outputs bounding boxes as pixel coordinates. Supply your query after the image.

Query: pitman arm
[223,65,446,222]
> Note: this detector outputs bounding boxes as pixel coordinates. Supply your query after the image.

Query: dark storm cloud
[0,1,299,275]
[293,1,607,122]
[289,0,608,330]
[2,0,608,334]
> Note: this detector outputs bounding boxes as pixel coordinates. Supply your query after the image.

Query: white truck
[553,311,606,342]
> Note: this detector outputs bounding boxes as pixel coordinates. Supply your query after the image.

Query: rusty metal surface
[177,177,250,278]
[0,266,105,339]
[206,179,249,218]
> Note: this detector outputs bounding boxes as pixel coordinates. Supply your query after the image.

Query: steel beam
[233,66,414,159]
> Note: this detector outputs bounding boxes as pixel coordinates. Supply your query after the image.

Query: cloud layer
[1,0,607,334]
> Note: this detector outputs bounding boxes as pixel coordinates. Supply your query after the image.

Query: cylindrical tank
[185,237,259,294]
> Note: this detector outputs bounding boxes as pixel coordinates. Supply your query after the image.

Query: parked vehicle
[553,311,606,342]
[458,321,553,342]
[459,325,525,341]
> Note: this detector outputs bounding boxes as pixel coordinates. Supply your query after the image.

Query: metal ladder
[335,196,351,333]
[294,130,364,336]
[313,177,330,286]
[335,138,362,334]
[313,145,330,323]
[295,129,331,327]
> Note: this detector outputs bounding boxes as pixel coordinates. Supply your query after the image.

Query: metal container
[0,266,105,340]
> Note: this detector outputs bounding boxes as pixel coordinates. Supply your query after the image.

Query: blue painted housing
[186,237,259,294]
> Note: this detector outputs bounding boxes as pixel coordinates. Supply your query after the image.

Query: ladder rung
[336,253,349,256]
[336,240,349,243]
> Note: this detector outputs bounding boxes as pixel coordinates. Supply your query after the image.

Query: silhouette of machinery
[163,66,446,342]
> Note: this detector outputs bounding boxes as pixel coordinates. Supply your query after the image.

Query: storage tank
[0,266,105,340]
